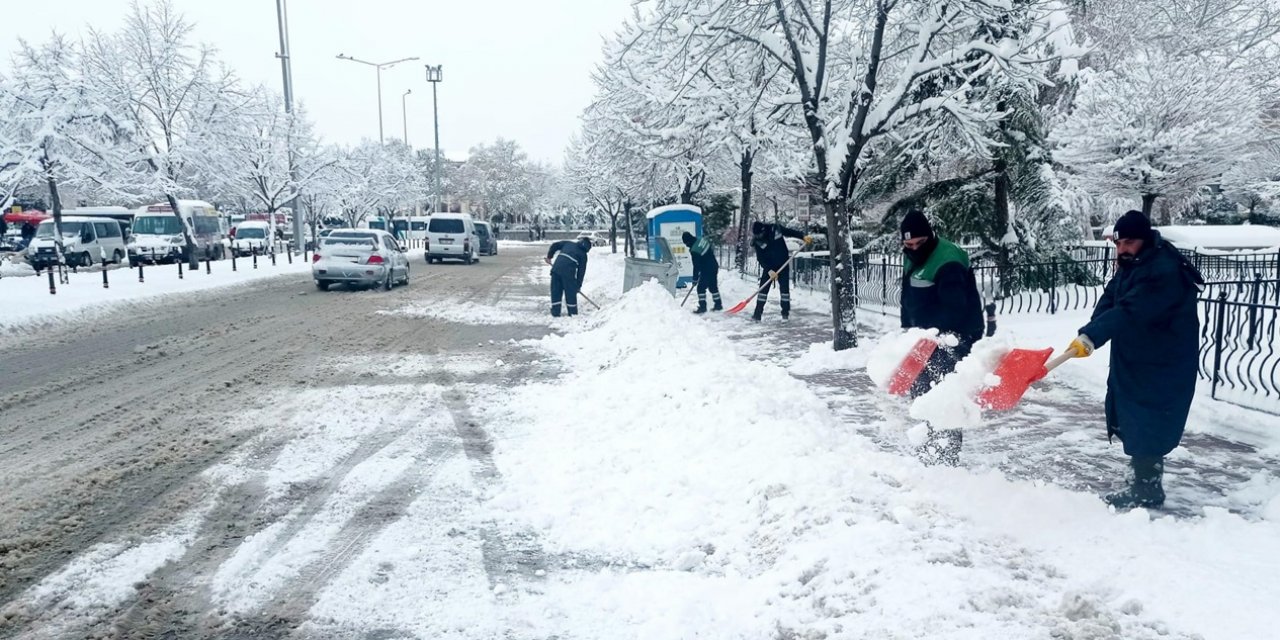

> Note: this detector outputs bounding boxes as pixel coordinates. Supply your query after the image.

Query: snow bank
[0,258,310,335]
[0,257,35,278]
[788,340,869,375]
[481,278,1280,638]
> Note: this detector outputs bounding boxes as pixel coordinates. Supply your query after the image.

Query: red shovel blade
[975,347,1054,411]
[725,292,757,315]
[886,338,939,396]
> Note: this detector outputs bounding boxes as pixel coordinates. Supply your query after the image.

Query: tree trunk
[736,150,754,272]
[610,212,619,254]
[166,193,201,269]
[1141,193,1158,220]
[45,171,65,263]
[824,197,857,350]
[993,158,1012,293]
[624,201,637,257]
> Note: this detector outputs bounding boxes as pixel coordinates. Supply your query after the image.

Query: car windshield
[35,221,86,238]
[237,228,266,239]
[475,225,491,238]
[133,216,183,235]
[429,218,464,233]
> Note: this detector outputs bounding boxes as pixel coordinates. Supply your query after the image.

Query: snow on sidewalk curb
[0,258,310,336]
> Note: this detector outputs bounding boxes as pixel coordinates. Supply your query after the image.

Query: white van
[424,213,481,264]
[129,200,227,265]
[408,216,431,242]
[230,220,273,257]
[26,216,127,269]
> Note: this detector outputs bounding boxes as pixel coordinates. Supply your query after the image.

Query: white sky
[3,0,633,164]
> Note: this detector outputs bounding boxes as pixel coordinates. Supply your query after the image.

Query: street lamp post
[335,53,419,144]
[401,89,412,146]
[274,0,305,251]
[426,64,443,214]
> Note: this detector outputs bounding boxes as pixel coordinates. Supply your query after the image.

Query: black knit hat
[1113,210,1153,242]
[900,209,933,241]
[577,237,592,252]
[751,221,765,236]
[682,231,696,247]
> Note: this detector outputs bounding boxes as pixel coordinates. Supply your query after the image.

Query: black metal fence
[1200,290,1280,414]
[728,243,1280,413]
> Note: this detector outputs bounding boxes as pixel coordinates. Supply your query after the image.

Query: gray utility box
[623,237,680,295]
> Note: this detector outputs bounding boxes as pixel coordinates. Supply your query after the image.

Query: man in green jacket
[899,209,984,465]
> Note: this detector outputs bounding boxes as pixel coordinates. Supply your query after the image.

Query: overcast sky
[3,0,633,164]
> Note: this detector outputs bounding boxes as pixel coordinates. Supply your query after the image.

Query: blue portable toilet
[646,205,703,288]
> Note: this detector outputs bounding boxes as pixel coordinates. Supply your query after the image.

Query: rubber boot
[1105,456,1165,509]
[693,299,708,314]
[751,302,764,322]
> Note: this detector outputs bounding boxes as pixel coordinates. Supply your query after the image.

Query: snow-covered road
[0,247,1277,639]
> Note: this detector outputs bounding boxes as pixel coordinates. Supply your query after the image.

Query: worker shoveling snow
[866,329,1053,430]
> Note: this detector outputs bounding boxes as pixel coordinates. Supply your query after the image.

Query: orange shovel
[975,348,1073,411]
[886,338,939,395]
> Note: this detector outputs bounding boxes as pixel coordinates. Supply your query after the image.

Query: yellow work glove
[768,270,779,281]
[803,235,814,246]
[1066,334,1095,358]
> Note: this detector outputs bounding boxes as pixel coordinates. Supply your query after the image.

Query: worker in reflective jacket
[546,238,591,317]
[899,209,984,466]
[682,231,722,313]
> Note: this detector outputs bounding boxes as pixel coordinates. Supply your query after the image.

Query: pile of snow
[0,258,309,335]
[788,340,868,375]
[478,279,1280,638]
[1158,224,1280,250]
[0,257,36,278]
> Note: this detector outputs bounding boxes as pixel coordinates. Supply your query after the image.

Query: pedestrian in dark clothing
[898,209,984,466]
[546,238,591,316]
[1067,210,1203,509]
[528,227,535,241]
[681,231,722,313]
[0,218,7,238]
[21,221,36,243]
[750,221,810,321]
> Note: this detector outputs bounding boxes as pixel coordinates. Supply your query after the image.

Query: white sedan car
[312,229,410,291]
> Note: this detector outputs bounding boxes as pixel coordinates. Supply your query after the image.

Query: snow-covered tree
[0,34,128,253]
[1052,51,1259,221]
[634,0,1067,349]
[83,0,242,267]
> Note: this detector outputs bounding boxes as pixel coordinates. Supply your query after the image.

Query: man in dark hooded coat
[1067,210,1203,509]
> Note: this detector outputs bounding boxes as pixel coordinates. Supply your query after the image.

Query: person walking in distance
[749,221,810,321]
[682,231,722,313]
[1064,210,1203,509]
[898,209,984,466]
[545,237,592,317]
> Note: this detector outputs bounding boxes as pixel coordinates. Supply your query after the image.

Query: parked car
[577,231,609,247]
[312,229,410,291]
[230,221,273,257]
[424,213,481,264]
[474,221,498,256]
[26,217,128,269]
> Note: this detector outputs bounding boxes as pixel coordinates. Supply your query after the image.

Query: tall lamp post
[401,89,412,146]
[335,53,419,144]
[274,0,304,251]
[426,64,443,213]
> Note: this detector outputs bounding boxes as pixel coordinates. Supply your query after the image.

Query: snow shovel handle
[680,278,699,307]
[1044,351,1073,374]
[579,291,602,310]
